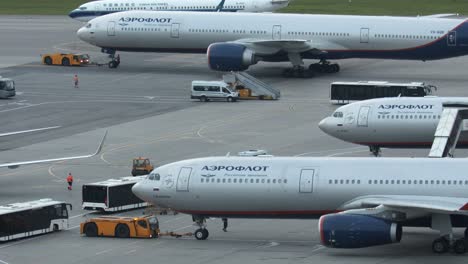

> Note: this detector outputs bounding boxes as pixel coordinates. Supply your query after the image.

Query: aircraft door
[176,167,192,192]
[272,25,281,40]
[171,23,180,38]
[360,28,369,43]
[357,106,370,127]
[299,169,315,193]
[107,21,116,36]
[447,31,457,46]
[94,2,102,15]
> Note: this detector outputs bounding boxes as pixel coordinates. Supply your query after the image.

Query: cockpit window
[148,172,160,181]
[85,23,92,28]
[333,111,343,118]
[79,7,87,10]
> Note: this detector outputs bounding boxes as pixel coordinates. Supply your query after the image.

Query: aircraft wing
[0,126,60,137]
[422,13,459,18]
[340,195,468,217]
[0,131,107,169]
[232,39,328,56]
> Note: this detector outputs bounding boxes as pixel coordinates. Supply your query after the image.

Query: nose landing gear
[193,216,209,240]
[101,48,120,68]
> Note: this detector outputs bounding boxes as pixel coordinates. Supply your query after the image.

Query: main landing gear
[193,216,209,240]
[308,60,340,74]
[431,233,468,254]
[282,55,340,78]
[369,146,381,157]
[431,214,468,254]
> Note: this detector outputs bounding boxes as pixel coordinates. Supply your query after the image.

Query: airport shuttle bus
[82,176,148,212]
[330,81,435,105]
[0,199,72,242]
[0,77,16,99]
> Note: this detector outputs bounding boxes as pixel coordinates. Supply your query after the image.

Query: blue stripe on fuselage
[68,8,240,19]
[317,20,468,61]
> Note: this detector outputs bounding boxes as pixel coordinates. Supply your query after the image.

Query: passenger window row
[375,34,439,40]
[328,179,468,185]
[329,179,361,184]
[288,32,350,37]
[377,115,441,120]
[201,178,288,184]
[103,4,245,10]
[121,27,165,32]
[368,179,468,185]
[189,29,230,33]
[189,29,266,35]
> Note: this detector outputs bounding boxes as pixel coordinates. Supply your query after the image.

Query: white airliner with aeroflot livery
[318,96,468,155]
[77,11,468,76]
[132,154,468,254]
[69,0,290,22]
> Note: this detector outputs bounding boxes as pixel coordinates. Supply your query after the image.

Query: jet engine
[318,213,402,248]
[207,43,256,71]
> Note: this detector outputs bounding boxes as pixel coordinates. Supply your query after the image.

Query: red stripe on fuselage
[355,141,468,147]
[178,209,338,216]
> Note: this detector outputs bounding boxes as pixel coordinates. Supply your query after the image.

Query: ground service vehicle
[236,87,274,100]
[0,76,15,99]
[330,81,435,105]
[42,53,90,66]
[191,81,238,102]
[82,176,148,212]
[80,215,159,238]
[132,157,154,176]
[0,199,72,241]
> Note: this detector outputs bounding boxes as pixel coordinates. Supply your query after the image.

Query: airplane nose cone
[68,10,77,19]
[77,27,88,42]
[318,117,331,134]
[132,181,146,201]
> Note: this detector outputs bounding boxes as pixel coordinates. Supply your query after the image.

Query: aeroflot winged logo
[378,104,435,110]
[118,17,172,23]
[202,165,269,172]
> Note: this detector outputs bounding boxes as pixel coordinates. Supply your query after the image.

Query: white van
[0,76,15,99]
[191,81,239,102]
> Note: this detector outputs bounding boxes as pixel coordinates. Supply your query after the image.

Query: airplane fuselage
[78,11,468,62]
[132,156,468,226]
[319,97,468,148]
[70,0,289,22]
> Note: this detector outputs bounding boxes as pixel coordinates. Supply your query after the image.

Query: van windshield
[0,81,14,91]
[222,88,231,94]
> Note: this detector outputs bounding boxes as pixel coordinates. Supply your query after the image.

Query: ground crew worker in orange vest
[67,173,74,190]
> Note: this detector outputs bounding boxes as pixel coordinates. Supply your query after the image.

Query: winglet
[92,130,108,156]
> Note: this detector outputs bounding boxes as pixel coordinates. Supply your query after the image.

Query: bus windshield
[82,185,107,203]
[0,201,70,241]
